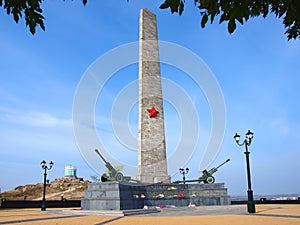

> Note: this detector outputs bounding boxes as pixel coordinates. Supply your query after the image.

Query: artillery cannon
[95,149,131,182]
[174,159,230,184]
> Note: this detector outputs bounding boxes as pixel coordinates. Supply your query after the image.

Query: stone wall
[81,182,230,211]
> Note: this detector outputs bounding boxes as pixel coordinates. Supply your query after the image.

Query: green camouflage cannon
[174,158,230,184]
[95,149,131,182]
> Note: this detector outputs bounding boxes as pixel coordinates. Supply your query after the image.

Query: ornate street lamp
[234,130,256,213]
[40,160,54,211]
[179,167,189,184]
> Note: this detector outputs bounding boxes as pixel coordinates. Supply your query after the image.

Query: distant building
[64,165,77,178]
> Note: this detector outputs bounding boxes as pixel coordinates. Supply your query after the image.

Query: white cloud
[0,109,75,158]
[0,109,72,128]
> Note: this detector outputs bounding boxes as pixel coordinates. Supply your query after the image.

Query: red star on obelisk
[147,106,159,118]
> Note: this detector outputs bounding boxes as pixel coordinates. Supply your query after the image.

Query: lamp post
[40,160,53,211]
[179,168,189,184]
[234,130,256,213]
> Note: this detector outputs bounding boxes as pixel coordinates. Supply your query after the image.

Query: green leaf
[40,21,45,31]
[82,0,87,6]
[211,13,215,24]
[179,1,184,15]
[13,12,19,23]
[170,0,180,13]
[201,13,208,28]
[236,16,243,25]
[29,23,36,35]
[160,1,169,9]
[219,13,228,24]
[228,19,236,34]
[262,3,269,17]
[160,0,183,15]
[36,7,43,13]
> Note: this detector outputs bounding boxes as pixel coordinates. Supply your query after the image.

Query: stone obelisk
[137,9,170,183]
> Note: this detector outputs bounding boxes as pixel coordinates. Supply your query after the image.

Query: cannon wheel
[205,176,215,184]
[115,172,124,182]
[101,173,108,182]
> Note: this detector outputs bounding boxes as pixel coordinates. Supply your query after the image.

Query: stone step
[61,208,159,216]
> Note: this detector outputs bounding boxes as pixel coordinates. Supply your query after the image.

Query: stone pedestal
[81,182,230,210]
[145,183,231,206]
[81,182,146,211]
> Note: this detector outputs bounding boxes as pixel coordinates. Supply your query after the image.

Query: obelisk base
[136,175,171,184]
[137,161,171,183]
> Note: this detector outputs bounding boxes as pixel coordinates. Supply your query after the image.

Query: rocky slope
[1,177,89,200]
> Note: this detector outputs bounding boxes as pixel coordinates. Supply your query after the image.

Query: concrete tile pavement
[0,209,115,225]
[0,205,299,225]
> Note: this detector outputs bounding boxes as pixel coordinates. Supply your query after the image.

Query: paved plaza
[0,204,300,225]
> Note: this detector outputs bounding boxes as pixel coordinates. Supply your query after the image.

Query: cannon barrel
[206,158,230,175]
[95,149,117,176]
[215,158,230,169]
[95,149,108,164]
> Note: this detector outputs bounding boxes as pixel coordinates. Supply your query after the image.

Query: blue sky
[0,1,300,196]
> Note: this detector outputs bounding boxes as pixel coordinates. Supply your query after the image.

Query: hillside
[0,177,89,200]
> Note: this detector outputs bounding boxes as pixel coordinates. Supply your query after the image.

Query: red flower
[177,193,185,198]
